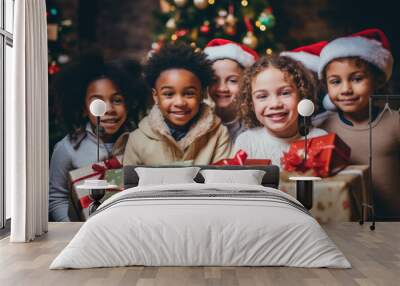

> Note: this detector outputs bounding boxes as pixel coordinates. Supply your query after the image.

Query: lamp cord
[304,116,308,163]
[97,116,100,162]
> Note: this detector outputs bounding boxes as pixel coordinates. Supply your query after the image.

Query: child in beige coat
[123,43,232,166]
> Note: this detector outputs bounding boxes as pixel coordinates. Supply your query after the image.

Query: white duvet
[50,183,351,269]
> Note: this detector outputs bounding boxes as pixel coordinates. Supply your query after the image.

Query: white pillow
[200,169,266,185]
[135,167,200,186]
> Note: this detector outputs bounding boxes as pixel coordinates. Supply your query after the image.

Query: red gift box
[281,133,351,177]
[213,150,271,166]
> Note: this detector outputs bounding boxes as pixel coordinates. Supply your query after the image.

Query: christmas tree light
[154,0,279,53]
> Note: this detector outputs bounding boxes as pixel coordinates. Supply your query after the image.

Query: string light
[241,0,248,7]
[171,34,178,41]
[260,25,266,31]
[208,0,215,4]
[50,8,58,16]
[266,48,273,55]
[255,21,261,27]
[61,19,72,27]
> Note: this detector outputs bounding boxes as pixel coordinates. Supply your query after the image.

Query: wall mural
[47,0,400,223]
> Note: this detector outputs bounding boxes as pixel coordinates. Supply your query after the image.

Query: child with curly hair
[49,53,148,221]
[204,39,258,142]
[123,43,232,166]
[316,29,399,218]
[234,55,327,167]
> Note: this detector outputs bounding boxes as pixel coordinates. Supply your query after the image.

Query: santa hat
[203,38,259,67]
[281,41,338,111]
[318,28,393,81]
[281,41,328,73]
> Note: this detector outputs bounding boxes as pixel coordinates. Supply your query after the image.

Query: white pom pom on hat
[318,28,393,81]
[281,41,328,73]
[203,38,259,68]
[322,94,337,111]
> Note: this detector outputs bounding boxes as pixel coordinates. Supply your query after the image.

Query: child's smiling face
[85,78,127,136]
[209,59,242,109]
[251,67,300,138]
[153,68,202,127]
[326,59,374,114]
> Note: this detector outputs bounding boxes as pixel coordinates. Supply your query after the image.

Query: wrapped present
[69,156,123,220]
[213,150,247,166]
[244,159,272,166]
[213,150,271,166]
[104,168,124,188]
[281,133,351,177]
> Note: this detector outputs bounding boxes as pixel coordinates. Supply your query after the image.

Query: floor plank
[0,222,399,286]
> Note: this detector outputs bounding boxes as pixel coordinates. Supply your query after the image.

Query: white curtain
[7,0,49,242]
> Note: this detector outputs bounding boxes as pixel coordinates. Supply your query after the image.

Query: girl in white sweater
[234,55,326,167]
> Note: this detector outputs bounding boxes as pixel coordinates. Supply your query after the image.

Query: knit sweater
[314,109,400,218]
[234,127,327,167]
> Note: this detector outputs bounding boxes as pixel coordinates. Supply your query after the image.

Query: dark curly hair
[51,51,150,141]
[238,55,317,128]
[144,42,214,89]
[321,57,391,95]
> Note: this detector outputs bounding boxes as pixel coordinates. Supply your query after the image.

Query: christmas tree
[46,0,77,77]
[153,0,279,54]
[46,0,78,154]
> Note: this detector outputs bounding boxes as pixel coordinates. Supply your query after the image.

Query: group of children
[49,28,399,221]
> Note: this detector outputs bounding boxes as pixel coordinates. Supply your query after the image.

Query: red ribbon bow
[214,150,248,166]
[91,157,123,180]
[281,138,336,177]
[71,157,122,185]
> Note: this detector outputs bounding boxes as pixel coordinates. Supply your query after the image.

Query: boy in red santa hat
[317,28,399,218]
[204,38,258,142]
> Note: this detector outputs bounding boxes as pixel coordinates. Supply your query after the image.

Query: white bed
[50,183,351,269]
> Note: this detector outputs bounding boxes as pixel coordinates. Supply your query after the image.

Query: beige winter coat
[123,104,232,166]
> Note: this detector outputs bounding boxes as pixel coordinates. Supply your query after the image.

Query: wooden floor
[0,222,399,286]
